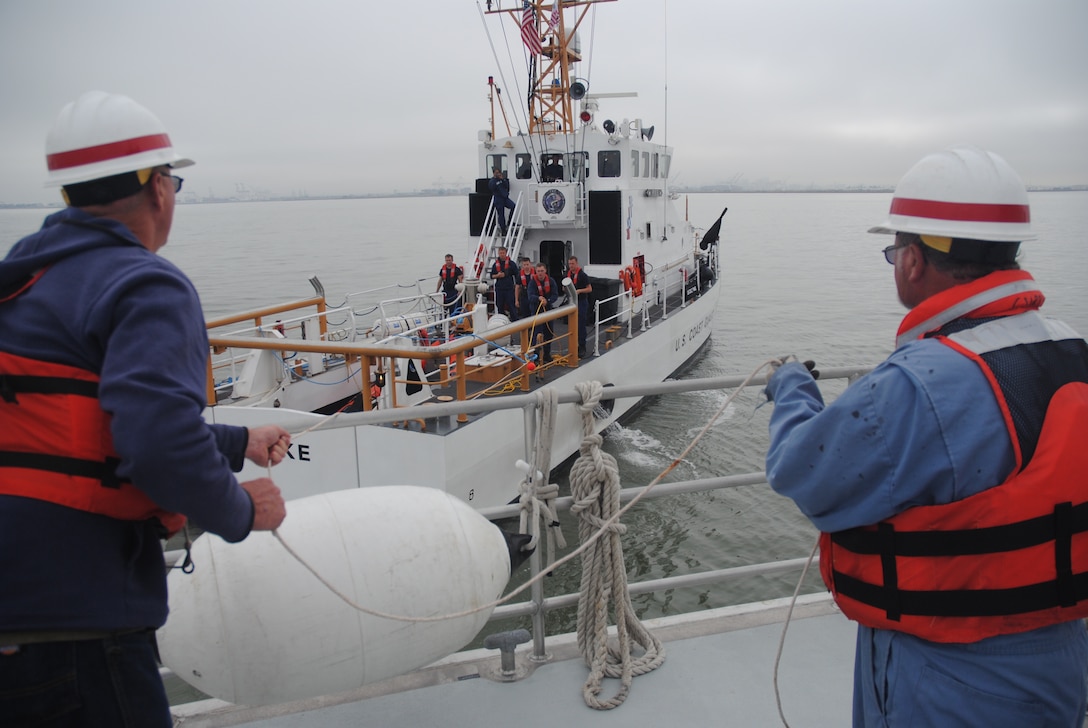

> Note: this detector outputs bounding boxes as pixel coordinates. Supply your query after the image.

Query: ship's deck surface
[171,594,856,727]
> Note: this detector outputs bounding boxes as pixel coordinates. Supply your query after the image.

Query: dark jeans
[0,630,171,728]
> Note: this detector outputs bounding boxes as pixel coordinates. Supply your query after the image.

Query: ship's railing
[204,292,583,409]
[164,367,873,700]
[646,250,700,320]
[469,367,872,660]
[590,288,636,356]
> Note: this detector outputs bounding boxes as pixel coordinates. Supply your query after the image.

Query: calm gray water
[3,192,1087,623]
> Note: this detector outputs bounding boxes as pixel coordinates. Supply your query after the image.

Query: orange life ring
[619,265,643,297]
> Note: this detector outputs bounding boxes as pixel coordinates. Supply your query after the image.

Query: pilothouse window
[515,153,532,179]
[567,152,588,182]
[541,154,564,182]
[598,150,620,178]
[487,153,508,176]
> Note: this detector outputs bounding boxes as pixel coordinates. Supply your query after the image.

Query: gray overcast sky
[2,0,1086,204]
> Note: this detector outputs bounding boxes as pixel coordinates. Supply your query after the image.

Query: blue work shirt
[766,343,1088,726]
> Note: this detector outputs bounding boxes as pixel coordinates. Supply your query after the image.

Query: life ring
[619,265,643,297]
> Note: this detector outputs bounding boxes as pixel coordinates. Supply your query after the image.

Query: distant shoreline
[3,185,1084,210]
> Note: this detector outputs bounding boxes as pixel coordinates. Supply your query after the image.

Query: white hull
[205,287,717,510]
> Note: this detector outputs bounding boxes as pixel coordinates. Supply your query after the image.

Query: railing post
[568,309,578,364]
[361,355,373,411]
[521,400,550,662]
[455,352,468,422]
[519,329,531,390]
[205,354,216,407]
[592,300,601,357]
[317,299,328,338]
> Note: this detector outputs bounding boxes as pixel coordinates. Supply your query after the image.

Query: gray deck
[170,594,855,727]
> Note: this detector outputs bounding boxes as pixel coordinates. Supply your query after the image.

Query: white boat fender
[159,486,531,707]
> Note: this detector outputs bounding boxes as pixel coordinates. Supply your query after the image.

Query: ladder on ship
[473,192,526,280]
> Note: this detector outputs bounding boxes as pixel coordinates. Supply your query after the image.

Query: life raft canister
[0,349,186,536]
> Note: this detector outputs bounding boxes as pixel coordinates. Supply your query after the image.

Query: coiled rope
[268,360,813,720]
[569,380,665,710]
[517,387,566,566]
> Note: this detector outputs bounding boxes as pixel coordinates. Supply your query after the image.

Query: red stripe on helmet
[890,197,1030,224]
[46,134,172,171]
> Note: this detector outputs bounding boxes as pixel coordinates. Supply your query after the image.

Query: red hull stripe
[891,197,1030,224]
[47,134,172,171]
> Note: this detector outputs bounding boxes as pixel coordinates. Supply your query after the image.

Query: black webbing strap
[832,570,1088,618]
[878,522,901,621]
[0,374,99,404]
[0,451,123,489]
[1055,502,1076,607]
[832,501,1085,618]
[830,501,1088,556]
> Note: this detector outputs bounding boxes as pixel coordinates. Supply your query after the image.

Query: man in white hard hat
[0,91,289,726]
[764,146,1088,726]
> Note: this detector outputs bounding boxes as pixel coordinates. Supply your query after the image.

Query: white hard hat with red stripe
[45,91,194,187]
[869,146,1033,243]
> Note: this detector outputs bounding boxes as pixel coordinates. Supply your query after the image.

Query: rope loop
[517,387,566,564]
[570,380,664,710]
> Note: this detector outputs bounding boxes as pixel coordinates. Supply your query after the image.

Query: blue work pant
[0,630,171,727]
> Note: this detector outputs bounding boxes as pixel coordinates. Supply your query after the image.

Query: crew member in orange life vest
[0,92,290,727]
[515,256,533,319]
[527,262,558,361]
[435,253,463,311]
[489,246,517,320]
[764,147,1088,727]
[565,255,592,358]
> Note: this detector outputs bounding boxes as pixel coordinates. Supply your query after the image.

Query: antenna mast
[491,0,616,135]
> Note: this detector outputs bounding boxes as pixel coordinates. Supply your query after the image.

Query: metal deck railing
[164,366,873,703]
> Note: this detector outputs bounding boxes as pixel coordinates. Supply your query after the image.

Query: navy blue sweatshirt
[0,208,253,632]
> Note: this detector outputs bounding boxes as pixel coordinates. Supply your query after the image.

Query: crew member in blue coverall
[489,245,517,320]
[528,261,559,362]
[0,91,290,727]
[488,167,517,235]
[565,255,592,358]
[764,147,1088,727]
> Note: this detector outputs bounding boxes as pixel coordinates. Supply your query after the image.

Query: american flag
[521,1,542,55]
[548,2,560,31]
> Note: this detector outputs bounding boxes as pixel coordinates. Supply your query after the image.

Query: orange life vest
[531,271,552,295]
[0,349,186,536]
[820,313,1088,643]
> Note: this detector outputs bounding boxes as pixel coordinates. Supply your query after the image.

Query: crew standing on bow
[0,91,290,727]
[764,147,1088,727]
[528,261,559,362]
[489,245,517,320]
[436,253,464,312]
[565,255,592,358]
[515,256,534,320]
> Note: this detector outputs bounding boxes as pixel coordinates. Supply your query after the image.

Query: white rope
[518,387,567,566]
[569,380,665,710]
[773,535,820,728]
[268,361,782,629]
